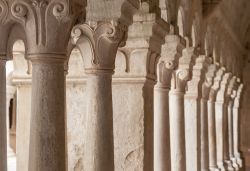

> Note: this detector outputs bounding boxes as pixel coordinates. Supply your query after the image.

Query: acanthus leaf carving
[10,0,85,54]
[72,21,128,72]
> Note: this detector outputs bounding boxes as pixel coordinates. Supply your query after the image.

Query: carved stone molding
[209,66,225,102]
[10,0,86,55]
[72,21,128,73]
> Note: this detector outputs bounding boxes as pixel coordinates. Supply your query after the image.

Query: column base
[209,166,220,171]
[224,160,234,171]
[236,157,243,168]
[217,162,226,171]
[231,157,240,171]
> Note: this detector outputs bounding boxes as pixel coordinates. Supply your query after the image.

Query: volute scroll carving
[72,21,128,72]
[10,0,86,55]
[155,58,175,89]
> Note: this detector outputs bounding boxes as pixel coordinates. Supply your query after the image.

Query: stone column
[227,92,238,170]
[9,1,85,170]
[215,72,232,171]
[233,84,243,168]
[185,53,209,171]
[169,39,193,171]
[200,62,217,171]
[154,59,174,171]
[28,56,67,171]
[72,21,127,171]
[0,58,7,171]
[208,66,223,171]
[157,32,185,171]
[224,76,237,170]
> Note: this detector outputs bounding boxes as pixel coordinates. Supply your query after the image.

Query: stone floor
[8,147,16,171]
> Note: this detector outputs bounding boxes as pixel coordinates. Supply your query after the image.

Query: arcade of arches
[0,0,250,171]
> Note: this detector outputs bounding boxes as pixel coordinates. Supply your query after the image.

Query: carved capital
[155,58,175,89]
[186,55,211,97]
[226,76,237,99]
[234,83,244,108]
[209,66,225,101]
[72,21,128,73]
[10,0,86,55]
[170,45,196,92]
[162,34,186,64]
[202,63,218,100]
[216,72,233,102]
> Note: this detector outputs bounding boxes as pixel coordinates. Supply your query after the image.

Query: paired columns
[0,58,7,171]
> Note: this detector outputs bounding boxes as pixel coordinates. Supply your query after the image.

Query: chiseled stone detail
[208,65,223,171]
[185,55,211,171]
[215,72,233,171]
[10,0,85,54]
[72,21,128,72]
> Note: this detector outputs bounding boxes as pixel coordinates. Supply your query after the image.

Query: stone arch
[7,24,27,61]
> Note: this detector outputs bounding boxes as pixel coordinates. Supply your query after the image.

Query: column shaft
[0,60,7,171]
[84,72,114,171]
[228,100,237,169]
[223,101,234,170]
[215,102,226,170]
[28,58,66,171]
[201,98,209,171]
[233,106,242,167]
[208,99,219,170]
[154,85,171,171]
[184,96,201,171]
[169,91,186,171]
